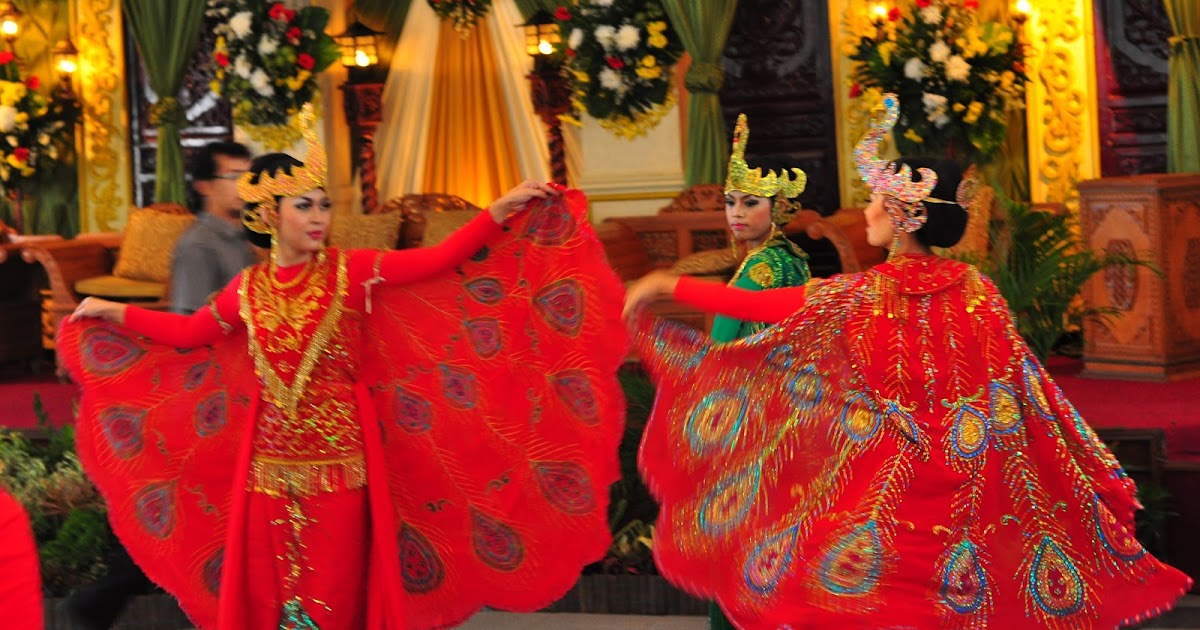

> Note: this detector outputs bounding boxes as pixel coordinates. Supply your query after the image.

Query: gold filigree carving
[76,0,132,232]
[1024,0,1100,214]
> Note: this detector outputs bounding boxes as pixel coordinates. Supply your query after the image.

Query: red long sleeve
[0,491,41,630]
[348,210,503,288]
[674,275,808,324]
[123,276,241,347]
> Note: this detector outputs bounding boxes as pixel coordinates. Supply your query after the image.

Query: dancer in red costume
[0,487,42,630]
[623,94,1192,629]
[59,106,627,630]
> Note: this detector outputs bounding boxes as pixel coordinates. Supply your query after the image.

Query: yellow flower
[1000,71,1016,90]
[964,101,984,124]
[953,102,966,112]
[649,33,668,49]
[210,80,221,95]
[573,70,589,83]
[14,112,27,125]
[283,70,312,92]
[635,66,663,79]
[903,128,924,143]
[877,42,896,66]
[647,21,667,34]
[641,55,657,68]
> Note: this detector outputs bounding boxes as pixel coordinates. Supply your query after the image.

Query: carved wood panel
[1093,0,1171,177]
[720,0,841,219]
[125,17,233,207]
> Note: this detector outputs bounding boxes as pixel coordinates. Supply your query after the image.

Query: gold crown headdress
[725,114,807,224]
[854,93,979,233]
[239,104,327,236]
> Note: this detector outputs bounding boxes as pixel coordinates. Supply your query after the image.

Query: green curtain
[512,0,558,19]
[122,0,206,204]
[355,0,415,41]
[660,0,738,186]
[1165,0,1200,173]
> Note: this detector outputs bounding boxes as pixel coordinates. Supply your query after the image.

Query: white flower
[932,113,951,128]
[234,55,252,79]
[258,36,279,56]
[47,146,57,160]
[922,92,949,123]
[945,55,972,82]
[594,25,616,50]
[919,6,942,25]
[928,40,951,63]
[228,11,253,39]
[37,132,50,146]
[0,106,15,133]
[599,67,624,91]
[615,24,640,51]
[5,134,16,146]
[250,68,275,97]
[904,57,928,80]
[591,0,614,5]
[568,28,583,50]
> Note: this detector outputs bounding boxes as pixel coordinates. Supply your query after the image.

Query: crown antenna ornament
[238,103,327,233]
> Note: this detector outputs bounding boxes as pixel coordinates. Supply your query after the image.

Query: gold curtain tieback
[684,61,725,93]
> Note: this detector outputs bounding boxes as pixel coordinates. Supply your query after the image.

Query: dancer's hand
[622,270,680,320]
[488,180,560,224]
[70,297,127,325]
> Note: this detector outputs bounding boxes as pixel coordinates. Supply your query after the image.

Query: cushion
[75,275,166,299]
[329,211,404,251]
[422,209,480,246]
[671,248,737,276]
[112,209,195,283]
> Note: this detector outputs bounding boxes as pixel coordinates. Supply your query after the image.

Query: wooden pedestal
[1078,174,1200,380]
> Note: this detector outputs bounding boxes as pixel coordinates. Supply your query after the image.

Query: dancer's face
[725,191,774,246]
[271,188,331,254]
[864,192,895,248]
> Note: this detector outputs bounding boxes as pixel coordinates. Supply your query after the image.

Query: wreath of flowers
[427,0,494,35]
[847,0,1027,164]
[555,0,683,139]
[0,51,77,196]
[207,0,339,150]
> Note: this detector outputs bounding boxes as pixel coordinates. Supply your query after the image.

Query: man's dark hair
[190,141,251,183]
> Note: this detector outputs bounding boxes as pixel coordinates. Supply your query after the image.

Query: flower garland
[207,0,339,150]
[427,0,493,35]
[0,51,77,196]
[846,0,1027,164]
[556,0,683,139]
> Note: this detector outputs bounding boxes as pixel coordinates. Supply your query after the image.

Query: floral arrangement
[427,0,493,35]
[207,0,339,150]
[555,0,683,139]
[846,0,1027,164]
[0,51,76,199]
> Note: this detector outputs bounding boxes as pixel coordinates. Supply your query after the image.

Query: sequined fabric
[635,254,1192,629]
[711,235,810,342]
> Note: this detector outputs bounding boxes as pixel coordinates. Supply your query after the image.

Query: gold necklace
[269,256,315,290]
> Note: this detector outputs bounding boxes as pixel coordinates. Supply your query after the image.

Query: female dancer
[62,107,627,629]
[624,94,1191,628]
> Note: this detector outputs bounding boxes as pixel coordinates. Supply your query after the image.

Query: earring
[888,231,900,260]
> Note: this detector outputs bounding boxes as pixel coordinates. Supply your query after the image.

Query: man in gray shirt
[171,141,257,314]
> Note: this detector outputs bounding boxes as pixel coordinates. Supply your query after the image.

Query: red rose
[215,51,230,67]
[297,53,315,70]
[285,8,296,21]
[916,0,932,7]
[849,83,862,98]
[25,75,39,90]
[887,7,901,21]
[606,56,625,69]
[0,51,13,65]
[13,147,28,162]
[963,0,979,8]
[554,6,570,20]
[287,26,302,44]
[566,49,576,58]
[268,3,288,21]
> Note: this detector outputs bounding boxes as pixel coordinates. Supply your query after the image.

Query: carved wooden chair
[375,193,485,249]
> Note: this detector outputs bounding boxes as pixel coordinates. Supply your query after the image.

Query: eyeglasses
[214,172,246,181]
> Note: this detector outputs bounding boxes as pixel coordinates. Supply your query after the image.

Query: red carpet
[0,372,78,433]
[1047,356,1200,463]
[1,358,1197,460]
